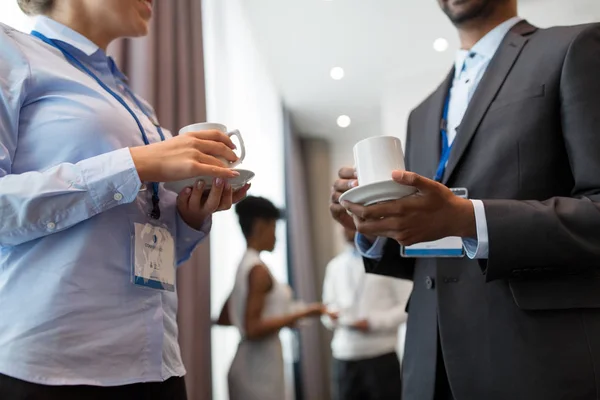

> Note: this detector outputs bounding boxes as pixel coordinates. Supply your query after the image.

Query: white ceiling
[243,0,600,142]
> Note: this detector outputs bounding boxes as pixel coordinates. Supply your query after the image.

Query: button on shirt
[0,17,209,385]
[358,16,522,261]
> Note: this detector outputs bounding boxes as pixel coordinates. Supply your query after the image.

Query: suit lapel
[413,70,454,178]
[442,21,538,184]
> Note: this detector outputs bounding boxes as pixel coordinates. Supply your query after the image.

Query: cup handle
[227,129,245,168]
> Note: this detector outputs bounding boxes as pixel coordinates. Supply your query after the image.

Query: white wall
[202,1,289,399]
[0,2,33,31]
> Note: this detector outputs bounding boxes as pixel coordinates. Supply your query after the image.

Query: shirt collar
[453,16,523,78]
[33,16,99,56]
[32,16,129,83]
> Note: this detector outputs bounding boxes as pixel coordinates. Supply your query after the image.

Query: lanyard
[30,31,166,219]
[434,58,471,182]
[433,92,452,182]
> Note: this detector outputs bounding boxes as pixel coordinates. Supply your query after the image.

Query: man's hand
[342,171,476,246]
[327,311,339,321]
[330,167,358,230]
[177,179,250,230]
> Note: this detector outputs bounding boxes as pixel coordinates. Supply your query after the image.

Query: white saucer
[339,179,417,206]
[163,169,255,193]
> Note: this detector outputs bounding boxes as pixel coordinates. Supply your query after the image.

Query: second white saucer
[339,179,417,206]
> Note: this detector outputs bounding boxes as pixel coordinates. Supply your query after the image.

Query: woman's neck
[46,9,113,51]
[247,244,263,253]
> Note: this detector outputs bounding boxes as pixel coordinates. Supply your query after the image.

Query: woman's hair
[17,0,54,16]
[235,196,282,238]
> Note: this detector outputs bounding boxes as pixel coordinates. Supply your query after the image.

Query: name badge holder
[401,188,468,258]
[131,222,176,291]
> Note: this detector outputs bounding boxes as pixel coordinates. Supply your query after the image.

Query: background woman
[217,196,324,400]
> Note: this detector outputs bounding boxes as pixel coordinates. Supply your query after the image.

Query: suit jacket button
[425,276,434,289]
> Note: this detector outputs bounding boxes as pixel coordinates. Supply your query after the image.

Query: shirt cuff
[177,213,212,241]
[355,233,388,260]
[80,148,142,213]
[462,199,489,259]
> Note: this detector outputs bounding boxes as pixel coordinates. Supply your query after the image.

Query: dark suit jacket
[364,21,600,400]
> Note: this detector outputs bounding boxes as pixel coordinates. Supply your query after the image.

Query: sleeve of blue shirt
[0,28,142,247]
[175,213,212,266]
[355,234,388,260]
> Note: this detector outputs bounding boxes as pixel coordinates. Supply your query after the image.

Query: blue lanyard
[31,31,165,219]
[434,58,471,182]
[433,92,452,182]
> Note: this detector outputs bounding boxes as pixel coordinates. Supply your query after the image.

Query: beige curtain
[284,113,335,400]
[110,1,212,399]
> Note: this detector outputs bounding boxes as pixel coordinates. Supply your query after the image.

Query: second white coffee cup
[353,136,406,185]
[179,122,246,168]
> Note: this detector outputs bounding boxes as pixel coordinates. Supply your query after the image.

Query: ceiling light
[337,115,351,128]
[433,38,449,52]
[330,67,345,80]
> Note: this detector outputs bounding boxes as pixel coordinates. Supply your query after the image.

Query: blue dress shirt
[0,17,209,386]
[358,16,522,261]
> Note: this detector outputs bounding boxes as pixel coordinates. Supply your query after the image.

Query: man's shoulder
[407,22,600,121]
[530,22,600,50]
[537,22,600,38]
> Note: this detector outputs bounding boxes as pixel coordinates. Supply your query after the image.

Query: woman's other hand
[303,303,327,318]
[177,179,251,230]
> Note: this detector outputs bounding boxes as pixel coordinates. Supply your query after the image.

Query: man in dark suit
[330,0,600,399]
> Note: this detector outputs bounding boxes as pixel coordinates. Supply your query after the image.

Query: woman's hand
[130,130,241,182]
[302,303,326,318]
[177,179,251,230]
[285,304,325,329]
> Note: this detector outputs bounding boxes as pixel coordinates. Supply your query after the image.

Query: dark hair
[17,0,54,16]
[235,196,282,238]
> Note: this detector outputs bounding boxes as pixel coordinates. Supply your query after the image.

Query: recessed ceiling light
[433,37,449,52]
[330,67,345,80]
[337,115,351,128]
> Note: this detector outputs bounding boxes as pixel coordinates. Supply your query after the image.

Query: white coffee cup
[353,136,406,185]
[178,122,246,168]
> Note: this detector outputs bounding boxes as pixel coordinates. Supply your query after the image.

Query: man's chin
[442,0,491,25]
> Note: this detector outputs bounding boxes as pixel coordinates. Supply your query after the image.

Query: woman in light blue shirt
[0,0,249,398]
